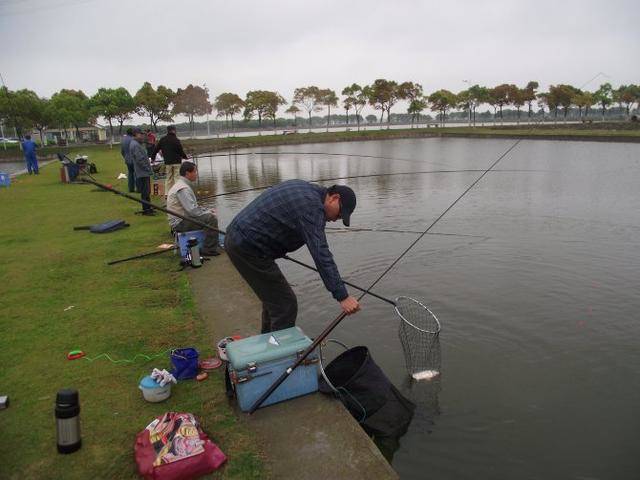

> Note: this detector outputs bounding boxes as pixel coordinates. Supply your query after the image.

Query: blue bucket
[170,348,199,380]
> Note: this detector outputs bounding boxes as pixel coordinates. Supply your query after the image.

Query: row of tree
[1,80,639,144]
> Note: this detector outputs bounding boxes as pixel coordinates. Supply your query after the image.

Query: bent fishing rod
[246,138,524,414]
[80,178,395,305]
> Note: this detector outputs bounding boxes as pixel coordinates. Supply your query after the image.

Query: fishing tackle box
[226,326,319,411]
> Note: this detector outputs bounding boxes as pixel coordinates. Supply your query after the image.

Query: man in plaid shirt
[225,179,360,333]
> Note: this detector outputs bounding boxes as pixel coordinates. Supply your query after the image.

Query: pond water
[194,138,640,479]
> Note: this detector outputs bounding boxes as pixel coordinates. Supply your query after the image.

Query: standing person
[225,179,360,334]
[166,161,220,256]
[151,125,188,192]
[145,129,157,157]
[22,135,38,175]
[120,128,136,192]
[129,128,154,215]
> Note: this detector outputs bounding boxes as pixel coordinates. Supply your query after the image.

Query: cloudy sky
[1,0,638,119]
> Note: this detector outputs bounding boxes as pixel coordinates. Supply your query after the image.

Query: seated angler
[166,161,220,256]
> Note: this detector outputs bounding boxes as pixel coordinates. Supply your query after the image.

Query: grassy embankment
[0,148,264,479]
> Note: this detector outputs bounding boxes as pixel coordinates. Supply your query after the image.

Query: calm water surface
[195,138,640,479]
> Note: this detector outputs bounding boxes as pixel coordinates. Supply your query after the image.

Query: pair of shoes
[141,211,156,216]
[201,250,221,256]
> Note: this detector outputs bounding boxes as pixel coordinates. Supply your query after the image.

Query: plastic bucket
[139,376,171,403]
[170,348,199,380]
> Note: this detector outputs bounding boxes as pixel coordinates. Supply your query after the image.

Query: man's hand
[210,208,217,215]
[339,296,360,315]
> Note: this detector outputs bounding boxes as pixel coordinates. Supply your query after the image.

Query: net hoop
[394,296,441,334]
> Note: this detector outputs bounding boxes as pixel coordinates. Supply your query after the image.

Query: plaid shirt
[228,179,348,301]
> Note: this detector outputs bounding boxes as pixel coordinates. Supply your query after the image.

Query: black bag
[73,220,129,234]
[319,346,415,438]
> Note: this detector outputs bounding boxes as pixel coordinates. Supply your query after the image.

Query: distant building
[32,124,107,145]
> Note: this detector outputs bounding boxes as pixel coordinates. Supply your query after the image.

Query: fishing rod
[197,168,548,201]
[197,169,490,201]
[80,178,395,303]
[247,138,524,413]
[107,246,178,266]
[191,150,449,168]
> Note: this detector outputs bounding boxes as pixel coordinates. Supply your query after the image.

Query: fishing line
[359,140,523,295]
[247,139,523,413]
[197,168,546,201]
[191,150,450,168]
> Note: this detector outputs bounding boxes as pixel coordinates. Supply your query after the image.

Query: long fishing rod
[197,168,548,201]
[107,246,177,266]
[247,139,523,413]
[198,169,488,201]
[191,150,449,168]
[80,178,394,303]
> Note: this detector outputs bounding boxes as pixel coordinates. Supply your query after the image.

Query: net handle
[318,339,350,394]
[395,296,442,334]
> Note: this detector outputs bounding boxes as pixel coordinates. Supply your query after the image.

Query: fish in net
[395,296,442,381]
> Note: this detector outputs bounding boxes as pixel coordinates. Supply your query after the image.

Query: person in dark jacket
[130,128,154,215]
[22,135,38,174]
[151,125,188,192]
[225,179,360,333]
[120,128,136,192]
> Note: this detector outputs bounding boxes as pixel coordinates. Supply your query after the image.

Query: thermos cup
[55,389,81,454]
[187,237,202,268]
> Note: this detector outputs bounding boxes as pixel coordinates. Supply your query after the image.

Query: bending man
[166,161,220,256]
[225,179,360,333]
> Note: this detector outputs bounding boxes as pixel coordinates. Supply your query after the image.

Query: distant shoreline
[183,125,640,155]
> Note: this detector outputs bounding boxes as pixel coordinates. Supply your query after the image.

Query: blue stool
[0,172,10,188]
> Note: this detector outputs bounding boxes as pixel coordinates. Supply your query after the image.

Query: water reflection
[193,139,640,480]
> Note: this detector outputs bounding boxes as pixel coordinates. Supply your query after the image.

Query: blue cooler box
[226,326,319,411]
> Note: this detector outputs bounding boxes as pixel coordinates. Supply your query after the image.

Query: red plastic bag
[135,412,226,480]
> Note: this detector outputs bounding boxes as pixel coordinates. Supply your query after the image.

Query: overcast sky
[1,0,638,120]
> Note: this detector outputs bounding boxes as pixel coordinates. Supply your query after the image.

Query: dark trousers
[127,163,137,192]
[174,213,219,253]
[25,155,39,174]
[225,232,297,333]
[136,176,152,212]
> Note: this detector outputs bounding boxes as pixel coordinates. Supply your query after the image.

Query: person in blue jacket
[22,135,38,174]
[225,179,360,333]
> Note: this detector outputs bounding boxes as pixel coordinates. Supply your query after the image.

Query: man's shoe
[141,210,156,216]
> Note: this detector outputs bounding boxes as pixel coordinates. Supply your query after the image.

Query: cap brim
[342,212,351,227]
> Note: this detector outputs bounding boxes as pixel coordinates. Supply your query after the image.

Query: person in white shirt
[166,161,220,256]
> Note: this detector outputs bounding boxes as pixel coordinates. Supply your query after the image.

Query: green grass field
[0,147,264,479]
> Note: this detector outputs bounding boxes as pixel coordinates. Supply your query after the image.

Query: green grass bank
[0,149,265,479]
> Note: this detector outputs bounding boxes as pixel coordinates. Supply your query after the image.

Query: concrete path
[189,253,398,480]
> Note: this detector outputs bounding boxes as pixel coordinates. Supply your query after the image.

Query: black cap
[56,389,79,406]
[330,185,356,227]
[132,127,143,135]
[167,125,176,132]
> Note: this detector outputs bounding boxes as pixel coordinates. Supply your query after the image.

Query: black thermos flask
[55,389,82,454]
